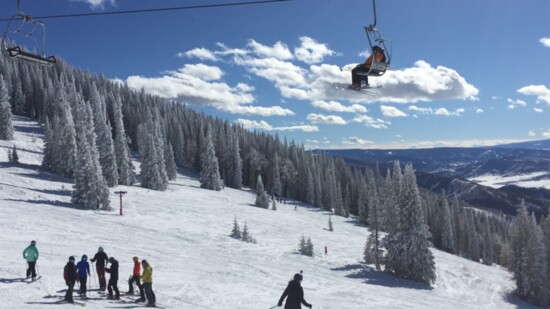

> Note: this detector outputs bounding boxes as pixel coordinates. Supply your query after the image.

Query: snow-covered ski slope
[0,117,540,309]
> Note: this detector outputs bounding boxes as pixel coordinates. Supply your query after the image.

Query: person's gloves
[308,305,313,308]
[278,302,283,307]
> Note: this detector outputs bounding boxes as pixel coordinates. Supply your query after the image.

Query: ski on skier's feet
[26,276,41,283]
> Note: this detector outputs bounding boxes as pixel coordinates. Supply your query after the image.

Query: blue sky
[2,0,550,149]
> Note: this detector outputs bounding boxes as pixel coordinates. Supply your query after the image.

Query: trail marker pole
[114,191,127,216]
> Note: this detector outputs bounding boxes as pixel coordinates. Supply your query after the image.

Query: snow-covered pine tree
[225,129,242,189]
[53,85,78,179]
[384,164,436,285]
[0,75,14,140]
[510,200,531,300]
[137,110,169,191]
[255,175,270,208]
[306,237,314,257]
[164,141,178,180]
[12,78,25,116]
[8,145,19,163]
[305,168,315,205]
[298,234,307,255]
[271,153,282,197]
[328,215,333,232]
[272,198,277,211]
[241,222,250,242]
[541,215,550,292]
[71,99,110,210]
[364,176,383,270]
[89,85,118,187]
[440,192,456,254]
[465,210,480,262]
[230,217,241,239]
[511,201,549,306]
[199,129,223,191]
[110,93,134,185]
[524,214,548,306]
[334,181,345,216]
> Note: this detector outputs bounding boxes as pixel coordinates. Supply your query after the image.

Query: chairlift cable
[0,0,292,22]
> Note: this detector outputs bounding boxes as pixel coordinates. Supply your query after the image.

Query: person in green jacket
[140,260,156,307]
[22,240,39,279]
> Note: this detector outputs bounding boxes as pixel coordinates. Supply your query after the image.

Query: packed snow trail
[0,117,542,308]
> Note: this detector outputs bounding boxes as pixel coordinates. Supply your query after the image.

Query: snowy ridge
[0,117,541,308]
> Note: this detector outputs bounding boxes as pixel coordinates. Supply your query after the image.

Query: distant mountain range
[314,139,550,217]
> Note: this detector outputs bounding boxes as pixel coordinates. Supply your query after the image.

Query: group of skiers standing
[24,241,315,309]
[23,241,157,307]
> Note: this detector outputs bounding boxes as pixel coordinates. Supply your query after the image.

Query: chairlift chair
[1,0,56,65]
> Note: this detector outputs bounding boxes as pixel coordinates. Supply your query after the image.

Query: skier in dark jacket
[278,273,312,309]
[105,257,120,300]
[90,246,108,292]
[63,256,77,303]
[76,255,90,296]
[22,240,39,279]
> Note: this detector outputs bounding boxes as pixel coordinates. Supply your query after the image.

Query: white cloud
[518,85,550,105]
[75,0,115,8]
[280,60,478,104]
[506,98,527,109]
[234,56,308,87]
[177,63,223,81]
[311,100,367,113]
[408,105,464,116]
[540,37,550,48]
[380,105,407,117]
[529,130,536,137]
[476,108,484,113]
[177,48,219,61]
[248,40,293,60]
[342,136,374,146]
[352,115,390,129]
[306,113,347,125]
[125,64,293,117]
[236,119,318,132]
[215,42,249,56]
[534,107,544,113]
[294,37,336,64]
[543,129,550,138]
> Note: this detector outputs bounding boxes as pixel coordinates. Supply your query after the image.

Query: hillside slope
[0,117,540,309]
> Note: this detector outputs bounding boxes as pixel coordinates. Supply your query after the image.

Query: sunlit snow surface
[0,117,541,308]
[468,172,550,190]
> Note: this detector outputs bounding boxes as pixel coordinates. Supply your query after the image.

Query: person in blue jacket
[22,240,39,279]
[76,255,90,296]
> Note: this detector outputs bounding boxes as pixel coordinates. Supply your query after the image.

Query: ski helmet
[133,256,139,262]
[82,254,88,260]
[31,240,36,245]
[69,256,75,262]
[109,257,115,263]
[98,246,103,252]
[141,259,148,265]
[294,273,303,281]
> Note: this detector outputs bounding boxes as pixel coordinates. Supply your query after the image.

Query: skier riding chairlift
[348,0,392,90]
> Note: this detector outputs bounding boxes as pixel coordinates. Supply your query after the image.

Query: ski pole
[91,264,99,290]
[269,306,278,309]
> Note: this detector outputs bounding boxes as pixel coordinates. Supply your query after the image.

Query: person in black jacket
[278,273,312,309]
[90,246,109,292]
[63,256,77,303]
[105,257,120,300]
